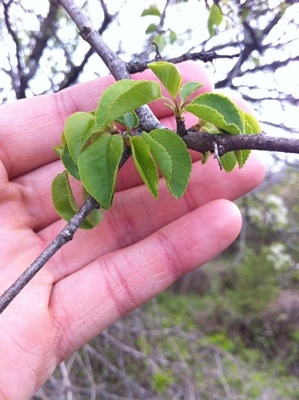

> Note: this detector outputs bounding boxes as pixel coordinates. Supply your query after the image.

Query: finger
[0,61,212,180]
[39,154,265,281]
[51,199,241,358]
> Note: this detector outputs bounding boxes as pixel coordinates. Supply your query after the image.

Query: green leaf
[142,132,172,180]
[220,152,237,172]
[234,112,260,168]
[64,112,97,162]
[152,34,167,53]
[180,82,203,104]
[146,129,191,198]
[148,61,182,98]
[201,151,210,165]
[208,4,223,37]
[234,149,251,168]
[82,186,104,228]
[61,143,80,180]
[95,80,162,130]
[185,93,244,134]
[141,6,161,17]
[52,171,97,229]
[145,23,157,34]
[169,30,178,44]
[115,111,139,129]
[244,112,261,134]
[130,136,159,198]
[78,134,123,209]
[54,144,64,158]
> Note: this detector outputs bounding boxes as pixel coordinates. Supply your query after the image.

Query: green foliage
[144,129,191,198]
[186,93,245,134]
[148,61,182,98]
[152,34,167,52]
[131,129,192,199]
[53,61,260,226]
[205,331,236,352]
[208,4,223,37]
[95,79,162,130]
[227,248,279,315]
[52,171,102,229]
[179,81,203,104]
[78,134,123,209]
[115,111,139,129]
[65,111,97,162]
[141,5,161,17]
[131,136,159,198]
[151,371,172,394]
[185,92,261,171]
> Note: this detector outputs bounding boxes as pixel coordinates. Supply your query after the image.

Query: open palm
[0,62,265,399]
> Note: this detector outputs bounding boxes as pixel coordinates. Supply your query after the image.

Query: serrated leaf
[95,80,162,130]
[78,134,123,209]
[244,112,261,134]
[141,6,161,17]
[131,136,159,198]
[52,171,96,229]
[234,149,251,168]
[82,186,104,228]
[147,129,191,198]
[148,61,182,98]
[220,152,237,172]
[54,144,64,158]
[208,3,223,37]
[61,143,80,180]
[142,132,172,179]
[64,112,97,162]
[115,111,139,129]
[185,93,244,134]
[180,82,203,104]
[145,23,157,34]
[234,112,260,168]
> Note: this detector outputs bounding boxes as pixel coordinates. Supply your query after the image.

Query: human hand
[0,61,265,399]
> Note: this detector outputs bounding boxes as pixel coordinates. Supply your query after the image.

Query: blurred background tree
[1,0,299,398]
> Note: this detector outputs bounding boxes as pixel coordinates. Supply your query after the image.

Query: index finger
[0,61,213,179]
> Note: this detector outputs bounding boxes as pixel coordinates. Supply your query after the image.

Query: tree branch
[183,131,299,155]
[127,51,240,74]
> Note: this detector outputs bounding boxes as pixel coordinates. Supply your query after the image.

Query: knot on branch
[80,26,91,39]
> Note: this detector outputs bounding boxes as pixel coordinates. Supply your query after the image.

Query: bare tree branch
[21,0,59,89]
[127,51,240,74]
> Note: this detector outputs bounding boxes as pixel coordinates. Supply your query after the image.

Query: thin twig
[127,51,240,74]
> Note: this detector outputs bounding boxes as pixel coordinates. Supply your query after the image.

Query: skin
[0,61,265,399]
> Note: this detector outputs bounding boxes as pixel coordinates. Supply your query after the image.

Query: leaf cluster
[52,61,261,229]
